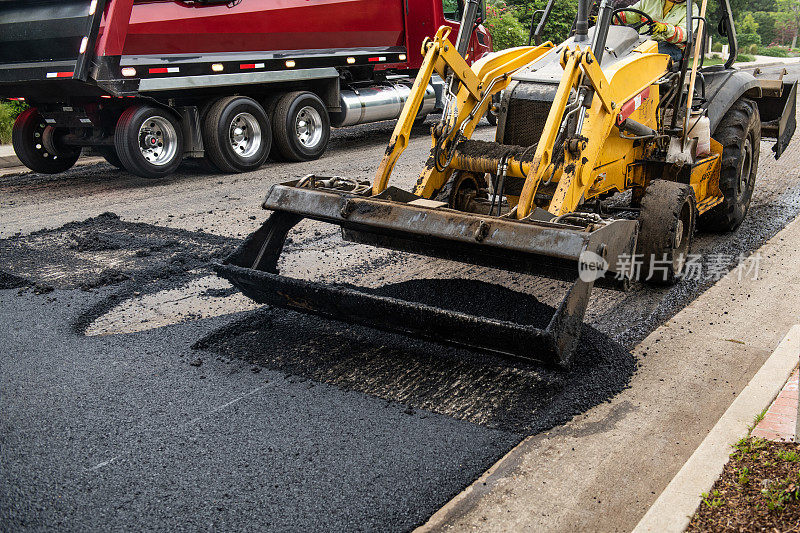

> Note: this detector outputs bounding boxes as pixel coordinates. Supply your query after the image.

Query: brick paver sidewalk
[751,365,799,442]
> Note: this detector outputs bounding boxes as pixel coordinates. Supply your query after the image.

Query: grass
[701,489,727,508]
[688,438,800,530]
[737,466,750,486]
[760,471,800,512]
[776,449,799,462]
[702,53,760,67]
[0,102,16,144]
[749,406,769,433]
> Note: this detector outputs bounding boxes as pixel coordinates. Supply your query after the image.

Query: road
[1,64,799,531]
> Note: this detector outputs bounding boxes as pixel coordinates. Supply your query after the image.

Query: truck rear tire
[698,98,760,232]
[271,91,330,162]
[637,179,696,285]
[12,108,80,174]
[202,96,271,173]
[97,146,124,169]
[114,105,184,179]
[263,94,285,162]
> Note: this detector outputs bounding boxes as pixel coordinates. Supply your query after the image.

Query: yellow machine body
[372,27,724,220]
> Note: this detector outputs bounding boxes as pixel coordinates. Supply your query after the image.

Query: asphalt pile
[195,278,636,434]
[0,212,237,292]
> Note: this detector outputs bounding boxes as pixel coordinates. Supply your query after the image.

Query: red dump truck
[0,0,491,178]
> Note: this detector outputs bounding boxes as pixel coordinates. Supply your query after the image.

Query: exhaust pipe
[331,82,437,128]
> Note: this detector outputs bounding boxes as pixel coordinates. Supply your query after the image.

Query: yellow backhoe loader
[216,0,797,366]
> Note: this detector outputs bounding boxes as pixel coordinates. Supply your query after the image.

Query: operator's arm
[652,1,697,46]
[613,0,644,25]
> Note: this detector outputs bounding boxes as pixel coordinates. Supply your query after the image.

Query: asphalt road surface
[1,64,799,531]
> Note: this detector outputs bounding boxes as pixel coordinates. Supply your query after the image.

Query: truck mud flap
[215,182,639,367]
[758,80,797,160]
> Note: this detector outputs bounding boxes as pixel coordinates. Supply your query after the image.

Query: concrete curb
[737,59,800,70]
[0,151,21,169]
[0,151,105,172]
[632,325,800,533]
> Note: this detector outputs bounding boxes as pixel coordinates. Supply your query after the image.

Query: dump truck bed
[0,0,103,96]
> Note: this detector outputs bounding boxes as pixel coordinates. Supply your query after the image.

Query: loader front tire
[637,180,696,285]
[699,97,760,232]
[12,108,80,174]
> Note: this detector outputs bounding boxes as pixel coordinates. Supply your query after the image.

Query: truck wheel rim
[229,112,262,159]
[672,201,692,274]
[32,120,54,160]
[138,116,177,166]
[739,138,753,197]
[295,106,322,148]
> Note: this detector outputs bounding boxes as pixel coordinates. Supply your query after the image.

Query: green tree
[485,0,529,49]
[752,11,778,45]
[778,0,800,48]
[512,0,578,45]
[736,12,761,49]
[775,16,798,45]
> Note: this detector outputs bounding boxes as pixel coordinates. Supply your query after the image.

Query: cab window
[442,0,484,24]
[442,0,461,21]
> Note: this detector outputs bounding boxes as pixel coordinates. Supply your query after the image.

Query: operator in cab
[612,0,698,63]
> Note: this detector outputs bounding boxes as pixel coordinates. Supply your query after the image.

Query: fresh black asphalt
[0,215,636,531]
[0,287,520,531]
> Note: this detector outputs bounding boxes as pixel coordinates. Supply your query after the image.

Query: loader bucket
[216,180,639,367]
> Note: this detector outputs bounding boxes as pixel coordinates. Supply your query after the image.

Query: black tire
[486,93,500,125]
[97,146,124,169]
[434,171,488,211]
[637,179,696,284]
[202,96,271,173]
[11,108,80,174]
[114,105,184,179]
[271,91,330,162]
[699,97,760,232]
[263,94,285,162]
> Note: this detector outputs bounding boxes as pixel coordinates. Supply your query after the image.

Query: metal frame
[528,0,556,46]
[717,0,738,69]
[137,67,340,92]
[75,0,108,81]
[217,183,638,366]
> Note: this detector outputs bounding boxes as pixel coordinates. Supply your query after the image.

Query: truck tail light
[121,67,137,77]
[148,67,179,74]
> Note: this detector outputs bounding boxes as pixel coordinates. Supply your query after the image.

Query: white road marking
[87,383,270,472]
